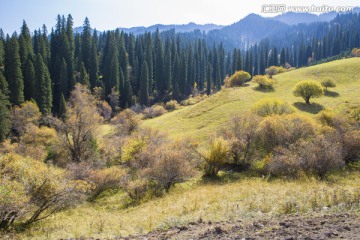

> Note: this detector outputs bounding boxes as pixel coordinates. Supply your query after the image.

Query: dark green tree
[5,34,24,105]
[139,61,149,105]
[89,30,99,89]
[79,61,89,87]
[23,58,36,100]
[34,53,52,115]
[58,93,67,120]
[0,90,11,142]
[81,17,92,72]
[206,62,212,95]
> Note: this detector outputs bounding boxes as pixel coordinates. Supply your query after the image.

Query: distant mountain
[117,22,223,35]
[74,23,223,35]
[272,7,360,25]
[207,14,289,49]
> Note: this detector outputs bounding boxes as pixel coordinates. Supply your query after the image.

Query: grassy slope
[142,58,360,143]
[17,58,360,239]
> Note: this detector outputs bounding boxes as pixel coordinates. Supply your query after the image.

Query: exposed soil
[122,213,360,240]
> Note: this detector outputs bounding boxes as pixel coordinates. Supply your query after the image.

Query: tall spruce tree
[206,62,212,95]
[154,30,164,96]
[81,17,92,72]
[34,53,52,115]
[23,58,36,100]
[5,34,24,105]
[0,90,11,142]
[89,30,99,89]
[139,61,149,105]
[58,93,67,120]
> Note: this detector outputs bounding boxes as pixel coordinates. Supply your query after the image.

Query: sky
[0,0,359,34]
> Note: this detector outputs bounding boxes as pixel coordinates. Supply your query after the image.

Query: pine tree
[164,46,172,91]
[139,61,149,105]
[23,58,36,100]
[172,53,180,100]
[81,17,92,72]
[206,62,212,95]
[103,32,119,97]
[59,58,68,97]
[34,53,52,115]
[154,30,164,96]
[5,34,24,105]
[89,30,99,89]
[80,61,89,87]
[0,36,4,67]
[58,93,67,120]
[0,70,9,96]
[280,48,286,67]
[0,90,11,142]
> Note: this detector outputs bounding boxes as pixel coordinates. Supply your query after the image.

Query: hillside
[143,58,360,143]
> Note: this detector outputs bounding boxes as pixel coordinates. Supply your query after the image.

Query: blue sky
[0,0,359,34]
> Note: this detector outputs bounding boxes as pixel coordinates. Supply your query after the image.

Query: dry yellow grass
[20,171,360,239]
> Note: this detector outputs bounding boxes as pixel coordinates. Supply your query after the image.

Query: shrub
[180,94,208,106]
[11,101,41,136]
[143,105,167,119]
[321,79,336,91]
[228,70,251,87]
[269,134,345,179]
[0,154,89,229]
[111,109,142,135]
[200,137,230,176]
[351,48,360,57]
[251,75,274,89]
[87,167,124,201]
[165,100,180,111]
[343,130,360,163]
[220,113,260,169]
[251,98,295,117]
[293,80,323,104]
[121,129,195,200]
[257,114,316,153]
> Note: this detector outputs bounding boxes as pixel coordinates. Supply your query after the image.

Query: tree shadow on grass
[200,171,244,185]
[252,86,275,93]
[324,90,340,98]
[293,102,324,114]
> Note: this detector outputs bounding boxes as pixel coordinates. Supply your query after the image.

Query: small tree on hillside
[321,79,336,92]
[265,66,279,78]
[293,80,323,104]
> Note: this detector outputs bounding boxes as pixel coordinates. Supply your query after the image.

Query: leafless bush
[143,105,167,119]
[165,100,180,111]
[111,109,142,135]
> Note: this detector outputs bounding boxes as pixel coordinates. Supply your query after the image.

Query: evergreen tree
[0,35,4,67]
[280,48,286,66]
[89,30,99,89]
[139,61,149,105]
[164,46,172,91]
[0,70,9,96]
[102,32,119,96]
[59,58,68,97]
[58,93,67,120]
[80,61,89,87]
[172,53,180,100]
[23,58,36,100]
[145,33,153,93]
[34,53,52,115]
[206,62,212,95]
[5,34,24,105]
[0,90,11,142]
[154,30,164,95]
[81,17,92,72]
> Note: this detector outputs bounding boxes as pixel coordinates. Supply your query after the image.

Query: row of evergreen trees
[1,13,360,119]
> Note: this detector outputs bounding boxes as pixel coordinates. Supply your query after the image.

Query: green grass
[142,58,360,143]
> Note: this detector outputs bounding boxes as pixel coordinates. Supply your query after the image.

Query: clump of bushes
[251,98,295,117]
[200,137,230,177]
[0,154,89,229]
[143,105,167,119]
[120,128,196,202]
[180,94,208,106]
[251,75,274,89]
[351,48,360,57]
[225,70,251,87]
[165,100,180,111]
[111,109,142,135]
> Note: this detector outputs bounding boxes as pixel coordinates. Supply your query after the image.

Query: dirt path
[123,213,360,240]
